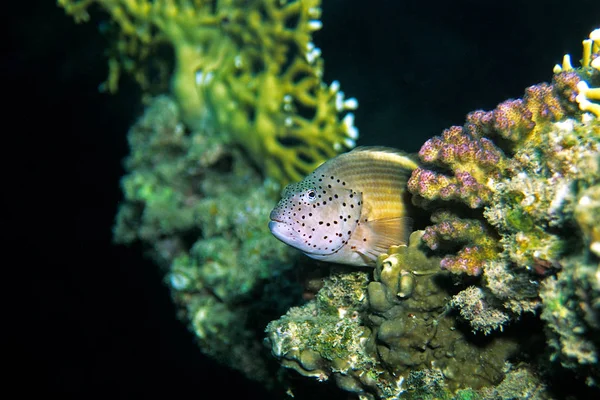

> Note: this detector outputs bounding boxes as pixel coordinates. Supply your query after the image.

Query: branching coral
[554,28,600,117]
[408,29,599,279]
[406,28,600,382]
[420,210,500,276]
[58,0,359,184]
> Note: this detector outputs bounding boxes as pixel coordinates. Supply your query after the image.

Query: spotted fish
[268,146,418,266]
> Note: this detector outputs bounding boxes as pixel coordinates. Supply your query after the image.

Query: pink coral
[407,67,589,277]
[421,211,500,276]
[408,125,505,209]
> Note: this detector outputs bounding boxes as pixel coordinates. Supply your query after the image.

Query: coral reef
[480,363,547,400]
[266,28,600,398]
[113,95,302,386]
[406,29,600,383]
[58,0,358,184]
[539,182,600,387]
[77,3,600,396]
[266,232,519,399]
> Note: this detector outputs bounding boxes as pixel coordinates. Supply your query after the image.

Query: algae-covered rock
[266,232,521,399]
[113,96,302,387]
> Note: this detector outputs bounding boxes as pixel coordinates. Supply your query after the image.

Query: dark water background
[10,0,599,397]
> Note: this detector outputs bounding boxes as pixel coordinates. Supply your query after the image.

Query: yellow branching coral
[58,0,359,184]
[554,28,600,117]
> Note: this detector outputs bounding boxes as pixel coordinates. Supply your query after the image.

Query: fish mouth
[269,209,284,222]
[268,220,279,230]
[268,220,290,244]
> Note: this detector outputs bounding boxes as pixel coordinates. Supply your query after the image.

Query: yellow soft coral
[554,28,600,117]
[58,0,359,184]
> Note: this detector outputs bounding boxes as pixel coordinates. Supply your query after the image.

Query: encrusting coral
[58,0,359,185]
[266,232,520,399]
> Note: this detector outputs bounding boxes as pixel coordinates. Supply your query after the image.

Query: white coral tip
[343,97,358,110]
[330,80,340,93]
[562,54,573,70]
[307,20,322,31]
[577,80,590,93]
[342,112,355,125]
[335,91,345,111]
[553,64,563,74]
[347,126,359,140]
[306,46,321,64]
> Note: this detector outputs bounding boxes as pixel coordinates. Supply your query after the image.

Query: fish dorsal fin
[364,217,413,260]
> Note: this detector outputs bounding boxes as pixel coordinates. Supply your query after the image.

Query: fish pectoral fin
[364,217,413,256]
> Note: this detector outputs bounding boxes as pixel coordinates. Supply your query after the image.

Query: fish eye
[307,189,316,200]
